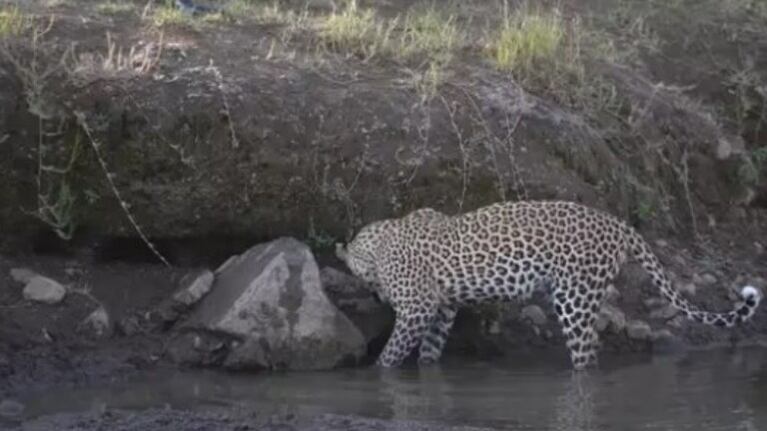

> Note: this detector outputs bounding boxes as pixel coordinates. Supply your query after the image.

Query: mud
[13,409,496,431]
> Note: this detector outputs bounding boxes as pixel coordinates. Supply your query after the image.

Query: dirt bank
[1,0,765,254]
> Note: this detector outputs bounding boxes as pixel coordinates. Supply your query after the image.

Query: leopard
[335,200,762,371]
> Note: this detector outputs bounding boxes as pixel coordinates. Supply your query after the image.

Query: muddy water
[13,347,767,430]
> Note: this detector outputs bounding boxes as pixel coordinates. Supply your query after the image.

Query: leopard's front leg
[376,303,437,367]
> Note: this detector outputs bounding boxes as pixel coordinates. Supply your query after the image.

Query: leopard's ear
[335,242,348,263]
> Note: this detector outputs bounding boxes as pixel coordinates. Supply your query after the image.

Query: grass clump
[397,7,459,64]
[152,4,192,27]
[0,6,28,37]
[489,7,564,74]
[96,1,135,15]
[319,0,395,60]
[738,146,767,186]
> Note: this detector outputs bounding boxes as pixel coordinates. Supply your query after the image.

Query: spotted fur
[336,200,762,370]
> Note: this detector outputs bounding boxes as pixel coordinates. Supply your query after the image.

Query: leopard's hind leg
[552,274,607,371]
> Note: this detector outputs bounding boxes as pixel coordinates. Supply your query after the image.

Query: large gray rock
[177,238,366,371]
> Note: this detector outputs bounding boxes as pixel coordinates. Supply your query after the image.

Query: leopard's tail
[624,227,761,327]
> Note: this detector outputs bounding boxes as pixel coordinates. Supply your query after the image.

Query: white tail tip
[741,285,761,301]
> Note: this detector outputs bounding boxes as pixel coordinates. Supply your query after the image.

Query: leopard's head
[336,220,391,289]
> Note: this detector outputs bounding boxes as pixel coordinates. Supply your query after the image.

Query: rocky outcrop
[168,238,366,371]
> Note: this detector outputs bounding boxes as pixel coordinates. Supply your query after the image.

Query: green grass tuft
[0,6,28,37]
[489,7,564,73]
[397,7,460,64]
[152,5,191,27]
[319,0,395,60]
[96,1,135,15]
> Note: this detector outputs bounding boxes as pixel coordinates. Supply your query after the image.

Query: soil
[13,409,497,431]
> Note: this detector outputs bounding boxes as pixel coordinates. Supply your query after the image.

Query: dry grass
[70,31,163,83]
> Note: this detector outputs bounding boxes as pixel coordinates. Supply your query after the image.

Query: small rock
[701,273,717,285]
[667,315,685,328]
[488,320,501,335]
[595,315,609,332]
[654,239,668,248]
[626,320,653,340]
[596,304,626,333]
[676,282,697,296]
[81,306,111,337]
[0,399,24,418]
[716,138,732,160]
[643,297,667,309]
[152,270,215,326]
[520,304,547,326]
[605,284,620,303]
[115,315,142,337]
[22,276,67,304]
[10,267,37,284]
[651,328,675,342]
[172,270,215,306]
[649,304,678,320]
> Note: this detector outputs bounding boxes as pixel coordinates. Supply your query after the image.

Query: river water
[12,347,767,430]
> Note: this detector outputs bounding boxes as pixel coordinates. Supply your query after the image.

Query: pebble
[701,273,717,285]
[605,284,620,303]
[487,320,501,335]
[81,306,111,337]
[520,304,547,326]
[0,399,24,418]
[9,268,36,284]
[626,320,653,340]
[23,276,67,304]
[643,297,667,309]
[596,304,626,333]
[649,304,678,320]
[172,270,215,306]
[651,329,675,342]
[677,282,697,296]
